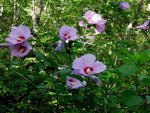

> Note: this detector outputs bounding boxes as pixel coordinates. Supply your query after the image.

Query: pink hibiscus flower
[66,76,84,89]
[72,54,106,77]
[83,10,106,25]
[59,26,78,43]
[6,25,33,45]
[10,41,32,57]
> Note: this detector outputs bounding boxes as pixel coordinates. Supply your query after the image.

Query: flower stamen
[17,36,25,43]
[84,67,93,74]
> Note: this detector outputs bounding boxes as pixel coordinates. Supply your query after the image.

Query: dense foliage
[0,0,150,112]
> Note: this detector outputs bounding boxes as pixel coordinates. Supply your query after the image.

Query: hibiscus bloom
[83,10,96,24]
[136,20,150,30]
[59,26,78,43]
[10,41,32,57]
[66,76,84,89]
[119,2,130,10]
[6,25,33,45]
[72,54,106,77]
[83,10,106,25]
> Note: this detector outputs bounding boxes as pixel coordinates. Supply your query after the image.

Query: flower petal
[81,54,96,67]
[92,61,106,74]
[19,25,33,38]
[95,24,106,34]
[72,57,86,69]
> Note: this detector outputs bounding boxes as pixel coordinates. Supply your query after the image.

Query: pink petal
[95,24,106,34]
[59,26,71,35]
[92,61,106,74]
[81,54,96,67]
[6,37,17,45]
[68,27,77,35]
[69,34,78,40]
[89,14,103,24]
[143,20,150,26]
[9,27,21,38]
[136,25,148,30]
[96,18,107,25]
[136,20,150,30]
[19,25,33,38]
[72,57,86,69]
[83,10,96,21]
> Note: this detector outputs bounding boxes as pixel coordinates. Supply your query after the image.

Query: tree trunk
[32,0,43,33]
[0,0,4,16]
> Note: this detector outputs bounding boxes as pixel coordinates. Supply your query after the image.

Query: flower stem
[65,42,72,61]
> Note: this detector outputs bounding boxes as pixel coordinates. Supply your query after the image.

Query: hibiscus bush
[0,0,150,112]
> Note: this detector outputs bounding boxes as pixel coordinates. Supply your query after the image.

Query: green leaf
[141,78,150,86]
[138,50,150,65]
[146,96,150,104]
[119,48,137,64]
[121,90,143,106]
[34,51,58,68]
[138,75,150,81]
[119,65,139,76]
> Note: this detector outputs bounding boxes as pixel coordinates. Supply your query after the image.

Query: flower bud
[119,2,130,10]
[91,76,102,87]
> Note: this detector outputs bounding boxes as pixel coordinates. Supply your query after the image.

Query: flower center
[84,67,93,74]
[19,46,26,53]
[64,33,68,36]
[64,33,71,39]
[69,79,76,86]
[17,36,25,43]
